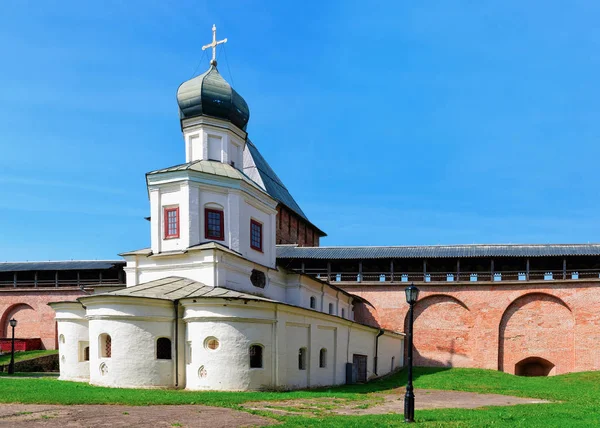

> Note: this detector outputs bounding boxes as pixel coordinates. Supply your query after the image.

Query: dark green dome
[176,65,250,131]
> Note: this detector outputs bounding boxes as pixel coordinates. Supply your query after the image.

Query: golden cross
[202,24,227,66]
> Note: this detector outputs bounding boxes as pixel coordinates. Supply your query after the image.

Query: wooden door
[353,354,368,383]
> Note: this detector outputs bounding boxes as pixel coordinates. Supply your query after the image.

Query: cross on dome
[202,24,227,66]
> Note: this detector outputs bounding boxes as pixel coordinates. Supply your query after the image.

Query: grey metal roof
[276,244,600,260]
[246,140,325,236]
[83,276,275,302]
[147,159,267,194]
[0,260,124,272]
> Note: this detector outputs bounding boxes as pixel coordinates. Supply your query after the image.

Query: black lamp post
[404,284,419,423]
[8,318,17,375]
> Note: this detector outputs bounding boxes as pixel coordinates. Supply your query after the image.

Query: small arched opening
[515,357,555,377]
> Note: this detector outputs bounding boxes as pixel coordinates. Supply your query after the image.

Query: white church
[50,27,404,391]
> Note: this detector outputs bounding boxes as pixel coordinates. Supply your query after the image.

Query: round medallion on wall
[250,269,266,288]
[204,337,220,351]
[99,362,109,376]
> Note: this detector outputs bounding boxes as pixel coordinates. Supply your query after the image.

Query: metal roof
[245,140,326,236]
[0,260,125,272]
[276,244,600,260]
[177,65,250,131]
[82,276,275,303]
[147,159,266,194]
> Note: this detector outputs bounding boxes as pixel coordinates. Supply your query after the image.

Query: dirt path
[244,387,550,417]
[0,404,277,427]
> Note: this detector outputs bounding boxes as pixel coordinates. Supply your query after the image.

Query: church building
[49,27,403,390]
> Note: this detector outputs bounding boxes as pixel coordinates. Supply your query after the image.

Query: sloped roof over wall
[81,276,276,302]
[276,244,600,260]
[245,140,326,236]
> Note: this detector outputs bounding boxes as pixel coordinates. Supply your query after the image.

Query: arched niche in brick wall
[405,294,472,368]
[1,303,37,339]
[498,293,573,375]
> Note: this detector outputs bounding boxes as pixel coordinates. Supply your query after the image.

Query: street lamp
[404,284,419,423]
[8,318,17,375]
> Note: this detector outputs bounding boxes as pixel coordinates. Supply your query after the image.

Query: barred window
[164,207,179,239]
[310,296,316,309]
[99,334,111,358]
[205,209,224,240]
[250,220,263,251]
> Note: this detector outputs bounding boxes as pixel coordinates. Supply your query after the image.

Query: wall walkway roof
[276,244,600,260]
[0,260,125,272]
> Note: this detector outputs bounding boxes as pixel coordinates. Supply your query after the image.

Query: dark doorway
[515,357,555,376]
[353,354,368,383]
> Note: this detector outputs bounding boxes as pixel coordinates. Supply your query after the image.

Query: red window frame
[164,207,180,239]
[250,219,263,252]
[204,208,224,241]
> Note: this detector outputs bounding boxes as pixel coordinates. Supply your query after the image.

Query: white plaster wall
[183,301,274,390]
[85,299,176,389]
[52,303,89,382]
[183,119,245,166]
[378,333,404,375]
[239,198,276,268]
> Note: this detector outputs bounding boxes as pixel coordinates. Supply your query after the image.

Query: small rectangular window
[250,220,263,252]
[298,347,307,370]
[205,209,224,240]
[164,207,180,239]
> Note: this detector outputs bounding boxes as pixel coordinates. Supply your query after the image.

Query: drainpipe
[173,299,180,388]
[374,329,384,375]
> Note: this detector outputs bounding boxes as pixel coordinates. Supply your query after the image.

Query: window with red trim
[205,209,224,240]
[164,207,179,239]
[250,219,263,252]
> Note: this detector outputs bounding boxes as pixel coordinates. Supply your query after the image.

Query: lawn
[0,349,57,366]
[1,367,599,426]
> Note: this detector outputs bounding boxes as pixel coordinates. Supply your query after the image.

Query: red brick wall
[276,205,321,247]
[344,280,600,375]
[0,288,85,350]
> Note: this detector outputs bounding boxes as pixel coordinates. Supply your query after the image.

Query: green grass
[0,350,57,366]
[1,367,600,426]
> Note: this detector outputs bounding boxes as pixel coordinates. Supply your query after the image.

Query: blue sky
[1,1,599,261]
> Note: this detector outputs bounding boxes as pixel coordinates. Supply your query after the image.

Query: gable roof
[245,140,326,236]
[276,243,600,260]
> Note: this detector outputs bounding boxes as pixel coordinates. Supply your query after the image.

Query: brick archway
[406,294,472,367]
[498,293,574,375]
[1,303,38,339]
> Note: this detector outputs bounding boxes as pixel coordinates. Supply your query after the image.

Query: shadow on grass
[313,366,451,395]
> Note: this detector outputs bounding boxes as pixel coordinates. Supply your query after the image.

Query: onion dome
[176,64,250,131]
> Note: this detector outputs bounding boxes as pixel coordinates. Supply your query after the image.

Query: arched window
[99,334,111,358]
[156,337,172,360]
[341,308,346,318]
[249,344,263,368]
[328,303,334,314]
[298,347,307,370]
[391,356,395,371]
[319,348,327,368]
[59,334,65,344]
[310,296,316,309]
